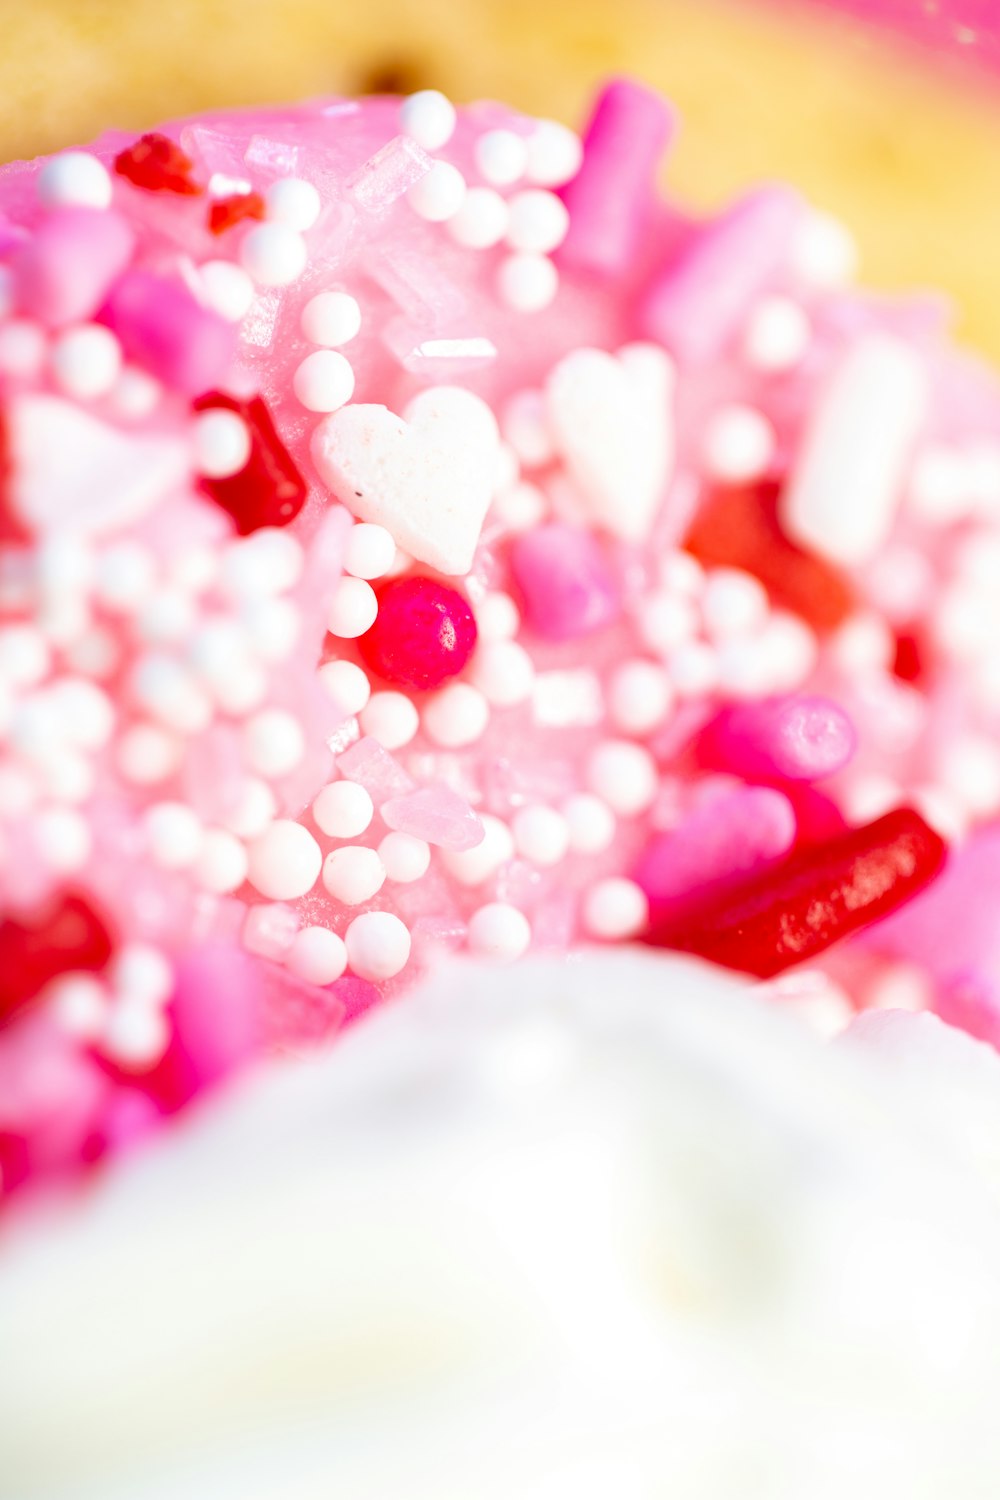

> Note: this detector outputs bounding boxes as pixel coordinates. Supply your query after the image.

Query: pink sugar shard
[336,735,415,803]
[243,902,300,960]
[296,504,353,656]
[259,960,347,1046]
[102,268,236,395]
[382,784,485,851]
[245,135,300,175]
[701,696,857,783]
[511,522,620,640]
[346,135,431,212]
[558,79,675,277]
[12,207,135,328]
[633,785,797,915]
[638,184,802,362]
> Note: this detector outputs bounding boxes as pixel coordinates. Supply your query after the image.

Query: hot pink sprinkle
[382,784,485,851]
[510,522,619,640]
[169,945,262,1090]
[700,696,857,782]
[102,269,235,395]
[11,208,135,327]
[359,576,477,691]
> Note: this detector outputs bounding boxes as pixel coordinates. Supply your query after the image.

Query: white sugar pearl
[407,160,466,222]
[525,120,583,187]
[400,90,457,151]
[328,577,378,638]
[37,151,112,209]
[502,389,555,467]
[292,349,355,412]
[312,779,374,838]
[701,568,769,640]
[193,407,251,478]
[743,295,811,373]
[135,589,197,646]
[241,597,300,663]
[115,723,181,785]
[198,260,255,322]
[841,774,903,826]
[757,612,817,692]
[467,902,531,962]
[469,639,535,707]
[512,804,570,867]
[41,750,94,805]
[829,612,895,677]
[144,801,203,870]
[607,659,673,736]
[582,877,649,939]
[222,777,277,839]
[475,129,528,187]
[422,682,490,747]
[562,793,616,855]
[49,677,115,749]
[505,189,570,254]
[318,658,371,716]
[447,187,509,249]
[95,540,156,613]
[110,944,174,1007]
[497,253,558,312]
[476,592,520,641]
[667,639,720,699]
[265,176,321,231]
[791,210,858,289]
[0,624,50,686]
[378,830,431,883]
[240,221,308,286]
[50,324,122,399]
[490,479,547,531]
[102,1000,170,1070]
[345,522,395,580]
[110,365,162,420]
[286,925,348,986]
[587,740,658,817]
[441,813,514,885]
[300,290,362,347]
[33,807,91,873]
[360,690,420,751]
[219,529,304,598]
[242,708,305,777]
[636,593,698,655]
[345,910,411,981]
[660,551,705,597]
[938,736,1000,819]
[195,828,249,894]
[49,974,107,1040]
[323,845,385,905]
[702,405,776,483]
[247,819,321,899]
[0,320,47,379]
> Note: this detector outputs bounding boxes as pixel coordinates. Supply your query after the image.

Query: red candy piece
[359,576,477,690]
[193,391,307,533]
[114,132,202,196]
[208,191,266,235]
[892,631,923,684]
[0,892,114,1024]
[646,807,946,978]
[686,478,853,634]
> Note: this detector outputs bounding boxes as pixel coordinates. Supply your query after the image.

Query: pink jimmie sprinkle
[700,696,857,782]
[510,522,619,640]
[558,79,675,277]
[634,785,797,919]
[382,784,485,851]
[12,208,135,327]
[102,269,236,395]
[638,185,802,361]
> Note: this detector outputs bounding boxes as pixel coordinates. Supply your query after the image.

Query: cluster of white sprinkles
[2,76,1000,1190]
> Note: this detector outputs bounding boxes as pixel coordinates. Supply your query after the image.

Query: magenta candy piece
[510,521,619,641]
[638,185,802,361]
[335,735,415,804]
[701,696,857,783]
[170,944,262,1088]
[360,576,477,691]
[102,269,235,395]
[633,786,796,918]
[382,784,485,851]
[12,207,135,327]
[558,79,674,277]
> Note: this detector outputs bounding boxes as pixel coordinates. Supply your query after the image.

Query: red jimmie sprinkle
[208,191,266,235]
[0,892,114,1025]
[193,391,307,534]
[114,133,202,196]
[645,807,947,978]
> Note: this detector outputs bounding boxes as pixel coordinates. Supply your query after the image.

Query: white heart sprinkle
[310,386,498,576]
[545,343,675,542]
[9,395,189,538]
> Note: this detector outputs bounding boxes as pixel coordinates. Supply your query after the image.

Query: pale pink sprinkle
[381,784,485,851]
[335,735,415,803]
[170,945,262,1088]
[295,505,353,657]
[703,696,857,782]
[633,785,797,912]
[346,135,432,213]
[510,521,619,640]
[11,207,135,327]
[102,269,235,395]
[558,79,675,276]
[638,185,802,362]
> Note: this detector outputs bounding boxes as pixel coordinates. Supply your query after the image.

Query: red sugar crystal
[0,893,114,1025]
[208,191,266,235]
[646,807,946,978]
[359,576,477,690]
[193,391,307,533]
[114,133,202,196]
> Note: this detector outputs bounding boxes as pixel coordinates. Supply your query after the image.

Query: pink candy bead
[701,696,857,782]
[510,522,619,640]
[102,269,235,395]
[170,945,262,1090]
[382,784,485,851]
[12,207,135,327]
[638,185,802,361]
[558,79,675,277]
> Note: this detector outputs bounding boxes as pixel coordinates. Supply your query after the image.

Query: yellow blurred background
[4,0,1000,356]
